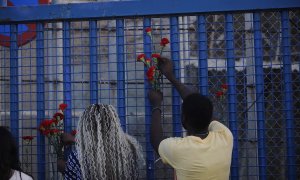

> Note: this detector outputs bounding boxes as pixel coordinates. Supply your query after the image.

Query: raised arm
[158,57,194,100]
[148,90,164,154]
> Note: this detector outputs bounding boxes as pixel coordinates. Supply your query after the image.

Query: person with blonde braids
[63,104,144,180]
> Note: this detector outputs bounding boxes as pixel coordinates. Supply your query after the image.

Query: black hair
[0,126,22,180]
[182,93,213,131]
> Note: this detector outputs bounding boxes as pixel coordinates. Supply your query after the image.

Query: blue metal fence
[0,0,300,179]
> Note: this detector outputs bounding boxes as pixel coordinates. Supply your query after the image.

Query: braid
[76,104,144,179]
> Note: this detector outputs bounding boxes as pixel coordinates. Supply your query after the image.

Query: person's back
[64,104,144,180]
[159,121,233,180]
[148,57,233,180]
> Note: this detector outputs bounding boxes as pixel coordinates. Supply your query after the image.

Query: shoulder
[158,137,194,166]
[209,121,233,142]
[159,137,184,148]
[209,121,232,133]
[20,172,33,180]
[65,150,82,179]
[158,137,180,165]
[10,170,33,180]
[158,137,184,157]
[67,150,80,165]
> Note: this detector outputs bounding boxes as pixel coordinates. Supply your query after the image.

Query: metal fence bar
[89,20,98,105]
[281,10,296,180]
[1,0,300,23]
[63,21,72,133]
[170,16,182,137]
[116,19,126,131]
[225,13,239,179]
[36,22,46,180]
[197,15,209,96]
[143,18,154,179]
[253,12,267,180]
[9,24,19,141]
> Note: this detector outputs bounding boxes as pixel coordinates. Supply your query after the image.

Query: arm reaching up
[158,57,194,100]
[148,89,164,154]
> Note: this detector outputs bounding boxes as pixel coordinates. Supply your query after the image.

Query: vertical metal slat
[197,15,209,96]
[281,10,296,180]
[170,16,182,137]
[10,24,19,149]
[36,22,46,180]
[116,19,126,131]
[63,21,72,133]
[225,13,239,179]
[89,20,99,104]
[143,18,154,180]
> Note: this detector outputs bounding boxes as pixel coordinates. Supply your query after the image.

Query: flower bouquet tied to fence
[38,103,67,159]
[22,135,35,172]
[137,27,170,90]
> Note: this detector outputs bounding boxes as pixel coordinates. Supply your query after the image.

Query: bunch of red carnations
[38,103,67,159]
[137,27,170,90]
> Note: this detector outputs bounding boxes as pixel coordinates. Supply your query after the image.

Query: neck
[187,128,209,136]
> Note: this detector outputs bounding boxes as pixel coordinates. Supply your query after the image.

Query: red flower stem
[160,46,165,55]
[151,37,156,53]
[25,148,29,172]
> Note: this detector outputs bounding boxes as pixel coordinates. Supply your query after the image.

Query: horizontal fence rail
[0,0,299,180]
[0,0,300,23]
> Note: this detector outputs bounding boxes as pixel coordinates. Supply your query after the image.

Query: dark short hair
[0,126,22,179]
[182,93,213,131]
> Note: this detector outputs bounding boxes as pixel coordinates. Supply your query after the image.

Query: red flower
[160,38,170,46]
[137,54,146,62]
[39,124,45,131]
[39,120,53,134]
[71,130,77,136]
[53,112,64,121]
[41,119,54,127]
[216,91,224,98]
[147,66,156,82]
[50,129,62,135]
[221,84,228,90]
[151,54,160,59]
[59,103,67,111]
[145,27,152,33]
[145,58,151,67]
[22,136,34,141]
[42,129,51,136]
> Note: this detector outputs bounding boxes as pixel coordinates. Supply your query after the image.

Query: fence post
[89,20,99,105]
[225,13,239,179]
[10,24,19,147]
[253,12,267,180]
[143,18,154,180]
[62,21,72,133]
[170,16,182,137]
[197,15,208,96]
[36,22,46,180]
[281,10,296,180]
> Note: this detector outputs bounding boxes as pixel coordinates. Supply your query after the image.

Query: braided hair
[76,104,144,179]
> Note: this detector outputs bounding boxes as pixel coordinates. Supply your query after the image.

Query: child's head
[182,93,213,132]
[0,126,21,179]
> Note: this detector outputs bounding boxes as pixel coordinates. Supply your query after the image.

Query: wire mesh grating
[0,7,299,180]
